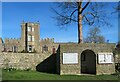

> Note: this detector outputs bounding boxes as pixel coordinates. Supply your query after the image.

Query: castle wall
[0,52,55,72]
[4,38,21,52]
[0,43,117,75]
[2,37,59,53]
[39,38,59,53]
[0,38,59,73]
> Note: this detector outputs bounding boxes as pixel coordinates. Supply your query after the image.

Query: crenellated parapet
[4,38,20,44]
[21,21,40,26]
[40,38,54,43]
[3,38,21,52]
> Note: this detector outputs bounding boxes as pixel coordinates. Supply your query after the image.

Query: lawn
[2,69,119,80]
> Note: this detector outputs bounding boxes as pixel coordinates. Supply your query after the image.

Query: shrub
[4,67,16,72]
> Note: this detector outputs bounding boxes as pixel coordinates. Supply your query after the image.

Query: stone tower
[21,21,40,52]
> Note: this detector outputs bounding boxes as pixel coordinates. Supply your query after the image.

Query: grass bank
[2,69,119,80]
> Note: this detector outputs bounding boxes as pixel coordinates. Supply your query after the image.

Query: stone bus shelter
[56,43,116,75]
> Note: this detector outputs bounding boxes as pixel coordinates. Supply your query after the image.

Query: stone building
[1,21,57,53]
[4,38,20,52]
[56,43,116,75]
[21,22,40,52]
[0,21,117,75]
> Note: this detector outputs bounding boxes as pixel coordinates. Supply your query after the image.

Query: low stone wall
[0,52,56,73]
[96,64,115,75]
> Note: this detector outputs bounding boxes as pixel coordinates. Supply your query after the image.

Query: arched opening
[81,50,96,74]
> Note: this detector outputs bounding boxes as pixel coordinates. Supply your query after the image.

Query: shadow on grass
[36,54,57,74]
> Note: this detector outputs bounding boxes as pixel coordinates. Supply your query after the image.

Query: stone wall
[58,43,116,75]
[114,48,120,63]
[4,38,21,52]
[96,64,115,75]
[0,52,56,73]
[0,43,117,75]
[1,37,59,54]
[39,38,58,53]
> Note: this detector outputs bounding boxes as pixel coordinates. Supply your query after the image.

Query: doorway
[81,50,96,74]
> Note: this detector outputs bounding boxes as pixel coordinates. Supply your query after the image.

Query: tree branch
[70,9,78,17]
[84,15,92,25]
[82,12,96,18]
[80,0,90,14]
[51,8,78,23]
[82,11,97,25]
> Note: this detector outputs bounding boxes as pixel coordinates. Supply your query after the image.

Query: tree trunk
[78,2,83,43]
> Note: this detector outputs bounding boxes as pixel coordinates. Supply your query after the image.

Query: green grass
[2,69,119,80]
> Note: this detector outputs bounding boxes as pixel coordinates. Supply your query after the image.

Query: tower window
[27,26,32,32]
[28,35,34,42]
[32,28,34,31]
[32,36,34,41]
[28,35,32,41]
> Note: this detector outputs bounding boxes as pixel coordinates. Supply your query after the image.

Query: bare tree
[52,0,112,43]
[84,27,105,43]
[112,1,120,13]
[115,1,120,12]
